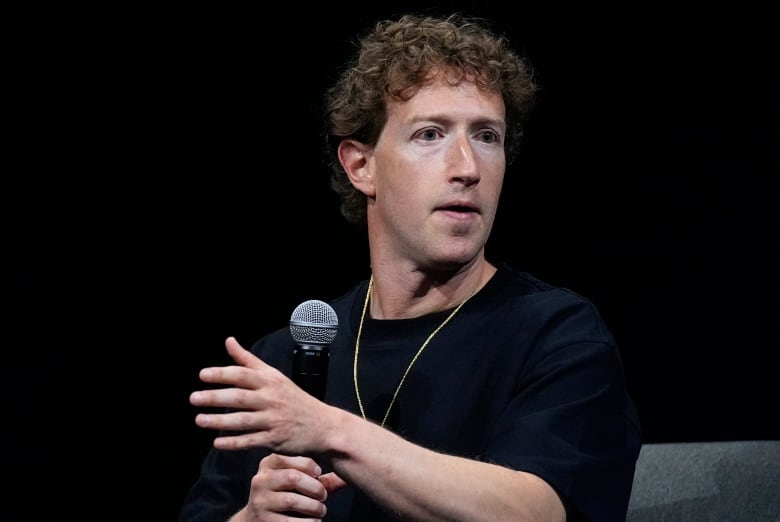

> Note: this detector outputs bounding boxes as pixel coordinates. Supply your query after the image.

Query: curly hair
[323,13,539,226]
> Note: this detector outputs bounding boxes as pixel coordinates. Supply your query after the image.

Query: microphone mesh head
[289,299,338,345]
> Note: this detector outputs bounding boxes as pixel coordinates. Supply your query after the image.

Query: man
[181,13,641,521]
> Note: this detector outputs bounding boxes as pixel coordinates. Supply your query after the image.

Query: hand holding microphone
[192,323,346,518]
[190,301,339,454]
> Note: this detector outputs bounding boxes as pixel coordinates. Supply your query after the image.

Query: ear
[337,139,376,197]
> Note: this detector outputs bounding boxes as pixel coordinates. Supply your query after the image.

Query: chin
[427,252,479,272]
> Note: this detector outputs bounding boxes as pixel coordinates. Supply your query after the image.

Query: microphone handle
[292,344,329,400]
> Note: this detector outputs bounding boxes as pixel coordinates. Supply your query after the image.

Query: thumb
[224,336,264,369]
[319,472,348,493]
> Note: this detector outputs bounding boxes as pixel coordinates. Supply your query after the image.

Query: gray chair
[627,440,780,521]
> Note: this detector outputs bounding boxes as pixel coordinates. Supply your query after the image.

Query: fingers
[254,468,326,501]
[190,364,289,410]
[193,337,287,389]
[250,490,327,520]
[190,383,253,409]
[213,430,276,451]
[246,454,329,519]
[261,454,323,479]
[190,336,319,454]
[258,456,346,498]
[194,409,261,431]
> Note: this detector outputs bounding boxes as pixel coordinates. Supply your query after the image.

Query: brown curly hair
[323,13,539,226]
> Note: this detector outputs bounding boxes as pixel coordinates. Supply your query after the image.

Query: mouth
[436,202,479,215]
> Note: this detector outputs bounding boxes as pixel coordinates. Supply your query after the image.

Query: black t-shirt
[179,263,642,521]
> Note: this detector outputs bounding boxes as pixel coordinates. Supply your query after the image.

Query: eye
[416,128,441,141]
[476,130,500,144]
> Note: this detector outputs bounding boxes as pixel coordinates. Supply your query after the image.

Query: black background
[8,3,778,520]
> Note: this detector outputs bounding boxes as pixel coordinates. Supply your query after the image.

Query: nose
[447,134,480,186]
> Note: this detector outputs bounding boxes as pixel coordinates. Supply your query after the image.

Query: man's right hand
[231,453,345,521]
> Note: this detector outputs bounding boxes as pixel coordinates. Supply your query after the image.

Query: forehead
[386,77,506,124]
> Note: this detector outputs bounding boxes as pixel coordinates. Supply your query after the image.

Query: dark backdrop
[8,3,777,520]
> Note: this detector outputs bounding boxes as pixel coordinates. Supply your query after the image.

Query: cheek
[491,176,505,200]
[377,180,427,231]
[382,181,422,215]
[484,162,505,192]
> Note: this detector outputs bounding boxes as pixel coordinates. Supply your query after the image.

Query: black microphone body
[289,300,338,400]
[292,343,329,401]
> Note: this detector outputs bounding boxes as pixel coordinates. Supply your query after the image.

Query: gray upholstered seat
[626,440,780,521]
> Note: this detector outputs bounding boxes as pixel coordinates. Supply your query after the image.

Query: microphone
[289,299,338,400]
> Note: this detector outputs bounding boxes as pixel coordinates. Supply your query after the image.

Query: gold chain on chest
[352,275,477,427]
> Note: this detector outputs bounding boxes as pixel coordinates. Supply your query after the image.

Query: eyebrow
[407,114,506,131]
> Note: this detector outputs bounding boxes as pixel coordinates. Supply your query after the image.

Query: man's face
[366,75,507,271]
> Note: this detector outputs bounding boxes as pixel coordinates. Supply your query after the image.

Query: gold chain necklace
[353,274,477,427]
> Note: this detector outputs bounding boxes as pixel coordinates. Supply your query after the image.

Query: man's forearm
[325,409,566,522]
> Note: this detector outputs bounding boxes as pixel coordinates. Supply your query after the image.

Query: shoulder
[488,263,615,346]
[491,262,601,312]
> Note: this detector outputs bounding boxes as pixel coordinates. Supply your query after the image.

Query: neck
[366,260,496,319]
